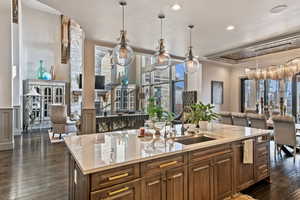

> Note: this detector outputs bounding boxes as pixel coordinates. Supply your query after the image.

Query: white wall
[186,60,233,112]
[200,61,232,112]
[187,64,203,101]
[0,0,13,107]
[22,5,69,82]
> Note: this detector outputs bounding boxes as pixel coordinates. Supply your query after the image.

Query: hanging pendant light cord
[122,4,125,31]
[189,27,192,47]
[160,18,163,39]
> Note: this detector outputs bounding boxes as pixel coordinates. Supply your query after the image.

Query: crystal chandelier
[112,1,134,67]
[184,25,200,73]
[151,13,171,70]
[245,57,300,80]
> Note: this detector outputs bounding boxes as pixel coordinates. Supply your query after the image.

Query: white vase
[198,121,209,131]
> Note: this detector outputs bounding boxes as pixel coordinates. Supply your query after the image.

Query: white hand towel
[243,139,254,164]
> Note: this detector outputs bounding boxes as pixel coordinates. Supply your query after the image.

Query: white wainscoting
[13,105,22,135]
[0,107,14,151]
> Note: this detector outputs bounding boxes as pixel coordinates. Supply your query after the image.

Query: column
[0,0,14,150]
[12,0,23,135]
[81,39,96,134]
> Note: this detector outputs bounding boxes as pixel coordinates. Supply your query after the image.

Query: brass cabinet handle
[193,165,209,172]
[172,173,183,179]
[148,180,160,186]
[159,161,178,168]
[108,173,129,181]
[108,186,129,196]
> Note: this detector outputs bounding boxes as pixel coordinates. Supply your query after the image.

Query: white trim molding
[0,107,14,151]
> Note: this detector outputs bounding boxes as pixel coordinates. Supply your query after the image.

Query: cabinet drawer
[255,164,269,181]
[141,154,186,176]
[256,143,269,158]
[91,164,140,191]
[189,144,232,164]
[91,179,141,200]
[256,152,269,166]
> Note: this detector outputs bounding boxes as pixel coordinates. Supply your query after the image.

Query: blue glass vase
[37,60,45,80]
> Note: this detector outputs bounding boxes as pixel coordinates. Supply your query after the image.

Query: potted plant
[187,102,219,131]
[146,97,175,136]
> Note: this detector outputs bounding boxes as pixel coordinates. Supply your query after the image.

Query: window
[141,60,185,113]
[266,80,280,107]
[173,81,184,114]
[242,79,256,110]
[285,80,292,115]
[95,45,185,115]
[256,80,265,103]
[241,78,294,115]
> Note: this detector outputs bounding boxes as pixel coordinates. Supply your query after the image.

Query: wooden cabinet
[166,166,187,200]
[214,153,233,200]
[141,154,187,200]
[188,146,233,200]
[255,137,270,181]
[142,175,163,200]
[234,142,255,192]
[23,79,66,129]
[189,159,213,200]
[141,166,187,200]
[68,136,270,200]
[91,179,141,200]
[91,164,140,191]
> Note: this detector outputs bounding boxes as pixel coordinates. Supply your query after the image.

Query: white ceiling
[38,0,300,58]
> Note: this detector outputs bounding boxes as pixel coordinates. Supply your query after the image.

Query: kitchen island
[65,123,271,200]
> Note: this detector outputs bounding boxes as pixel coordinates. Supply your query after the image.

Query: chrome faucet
[181,117,185,136]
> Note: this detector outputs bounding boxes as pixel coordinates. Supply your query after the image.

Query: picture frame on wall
[211,81,223,105]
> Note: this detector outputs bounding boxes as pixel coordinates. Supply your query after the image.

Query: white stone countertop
[64,123,272,175]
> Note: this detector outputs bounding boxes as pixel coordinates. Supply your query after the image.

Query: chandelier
[245,57,300,80]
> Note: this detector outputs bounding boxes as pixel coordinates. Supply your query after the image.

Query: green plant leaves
[185,102,219,124]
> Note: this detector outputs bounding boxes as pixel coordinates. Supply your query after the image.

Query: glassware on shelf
[37,60,45,80]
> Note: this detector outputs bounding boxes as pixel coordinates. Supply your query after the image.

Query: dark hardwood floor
[0,132,68,200]
[0,131,299,200]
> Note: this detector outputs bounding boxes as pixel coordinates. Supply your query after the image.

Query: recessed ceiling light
[171,3,182,11]
[270,5,288,14]
[226,25,235,31]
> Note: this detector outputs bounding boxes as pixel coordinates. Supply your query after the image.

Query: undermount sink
[174,135,216,145]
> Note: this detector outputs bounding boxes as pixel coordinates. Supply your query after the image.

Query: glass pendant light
[151,13,171,70]
[184,25,200,73]
[112,1,134,67]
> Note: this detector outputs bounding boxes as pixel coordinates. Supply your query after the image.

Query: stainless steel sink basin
[174,135,216,145]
